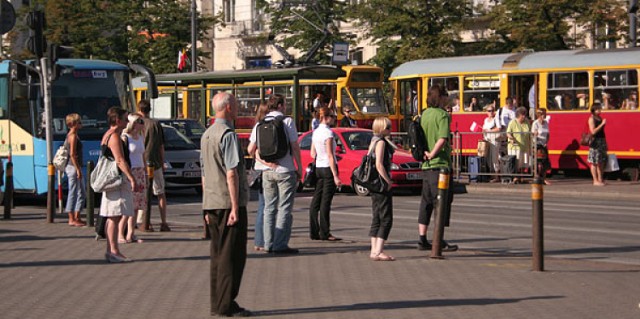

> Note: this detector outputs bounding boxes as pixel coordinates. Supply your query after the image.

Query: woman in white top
[531,108,551,185]
[118,114,146,243]
[308,107,342,241]
[481,105,501,182]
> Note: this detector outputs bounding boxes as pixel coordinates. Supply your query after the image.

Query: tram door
[397,78,421,133]
[508,74,537,119]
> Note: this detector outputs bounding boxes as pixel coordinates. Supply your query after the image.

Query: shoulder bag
[53,138,69,171]
[90,134,123,193]
[351,140,386,193]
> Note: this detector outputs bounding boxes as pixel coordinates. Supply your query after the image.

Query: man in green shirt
[417,85,458,252]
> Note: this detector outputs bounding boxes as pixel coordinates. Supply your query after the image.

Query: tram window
[273,86,294,116]
[463,75,499,112]
[430,77,460,111]
[547,72,589,111]
[235,87,261,118]
[341,88,354,111]
[349,87,386,113]
[594,70,638,110]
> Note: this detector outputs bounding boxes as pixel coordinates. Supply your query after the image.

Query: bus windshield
[50,70,130,139]
[349,87,387,114]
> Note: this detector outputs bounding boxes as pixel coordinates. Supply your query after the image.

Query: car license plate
[407,172,422,180]
[184,171,201,177]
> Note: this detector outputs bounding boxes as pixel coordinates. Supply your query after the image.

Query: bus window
[187,89,203,121]
[0,77,8,118]
[463,75,499,112]
[594,70,638,110]
[273,85,294,116]
[431,77,460,112]
[349,87,386,113]
[547,72,589,111]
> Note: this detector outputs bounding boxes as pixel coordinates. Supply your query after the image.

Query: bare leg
[158,194,168,224]
[106,216,124,256]
[419,224,427,236]
[118,216,127,242]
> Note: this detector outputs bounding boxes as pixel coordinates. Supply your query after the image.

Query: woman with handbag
[531,108,551,185]
[99,107,137,263]
[588,103,608,186]
[64,113,87,226]
[368,117,395,261]
[308,107,342,241]
[118,114,146,244]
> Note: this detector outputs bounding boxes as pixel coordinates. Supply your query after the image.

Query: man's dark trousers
[207,207,248,316]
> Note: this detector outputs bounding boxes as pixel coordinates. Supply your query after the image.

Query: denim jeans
[254,191,265,248]
[262,170,296,251]
[64,165,86,213]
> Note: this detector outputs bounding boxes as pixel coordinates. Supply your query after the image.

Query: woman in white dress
[481,105,501,182]
[100,107,137,263]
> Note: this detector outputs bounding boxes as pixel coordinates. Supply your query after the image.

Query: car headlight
[163,161,172,169]
[390,163,400,170]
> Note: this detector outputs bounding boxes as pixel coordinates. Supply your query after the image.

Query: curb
[458,183,640,202]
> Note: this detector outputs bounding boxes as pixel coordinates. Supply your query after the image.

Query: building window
[224,0,235,23]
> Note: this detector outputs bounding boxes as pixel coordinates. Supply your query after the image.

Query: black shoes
[417,240,432,251]
[418,240,458,252]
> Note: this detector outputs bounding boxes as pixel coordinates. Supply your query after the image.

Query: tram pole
[532,177,544,272]
[190,0,197,72]
[41,57,55,223]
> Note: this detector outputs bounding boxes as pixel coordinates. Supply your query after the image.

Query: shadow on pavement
[255,296,564,317]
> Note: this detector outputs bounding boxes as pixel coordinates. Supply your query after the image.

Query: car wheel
[352,182,370,197]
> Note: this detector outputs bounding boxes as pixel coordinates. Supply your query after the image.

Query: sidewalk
[460,176,640,202]
[1,201,639,319]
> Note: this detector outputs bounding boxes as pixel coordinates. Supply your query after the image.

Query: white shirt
[531,120,549,146]
[124,133,145,168]
[482,116,499,142]
[249,111,299,173]
[499,107,515,128]
[312,124,335,168]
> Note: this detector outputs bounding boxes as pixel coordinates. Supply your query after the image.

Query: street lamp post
[191,0,197,72]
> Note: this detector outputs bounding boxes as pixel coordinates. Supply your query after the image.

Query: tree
[349,0,469,77]
[257,0,351,65]
[26,0,218,74]
[485,0,628,52]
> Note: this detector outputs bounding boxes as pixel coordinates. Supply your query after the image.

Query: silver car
[161,124,201,192]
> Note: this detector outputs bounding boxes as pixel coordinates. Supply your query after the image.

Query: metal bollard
[143,162,154,231]
[86,161,95,227]
[532,177,544,271]
[47,164,55,223]
[3,162,13,219]
[57,171,64,215]
[430,167,451,259]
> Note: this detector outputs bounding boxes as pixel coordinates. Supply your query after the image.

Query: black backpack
[257,115,290,163]
[407,115,428,161]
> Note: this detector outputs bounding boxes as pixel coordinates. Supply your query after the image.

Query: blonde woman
[118,113,146,244]
[368,117,396,261]
[64,113,86,226]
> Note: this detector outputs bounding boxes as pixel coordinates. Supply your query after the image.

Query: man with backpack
[417,85,458,253]
[247,94,302,254]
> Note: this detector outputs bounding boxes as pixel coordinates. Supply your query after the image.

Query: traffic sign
[0,0,16,35]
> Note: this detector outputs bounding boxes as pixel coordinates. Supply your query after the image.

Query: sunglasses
[487,109,495,112]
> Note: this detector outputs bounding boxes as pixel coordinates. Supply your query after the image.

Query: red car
[298,128,423,196]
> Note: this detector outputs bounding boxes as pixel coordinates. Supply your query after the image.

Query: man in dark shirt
[137,100,170,232]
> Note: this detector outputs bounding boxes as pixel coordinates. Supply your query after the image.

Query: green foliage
[349,0,469,77]
[258,0,350,65]
[25,0,219,74]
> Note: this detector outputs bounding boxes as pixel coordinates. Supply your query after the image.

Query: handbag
[303,162,317,188]
[580,132,593,147]
[604,154,619,173]
[53,139,69,171]
[90,154,123,193]
[477,140,489,157]
[351,140,386,193]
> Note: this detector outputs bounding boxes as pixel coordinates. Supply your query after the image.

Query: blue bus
[0,59,156,194]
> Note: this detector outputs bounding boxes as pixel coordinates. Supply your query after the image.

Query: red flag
[178,49,187,71]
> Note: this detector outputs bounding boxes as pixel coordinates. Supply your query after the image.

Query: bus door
[509,74,537,119]
[397,78,421,133]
